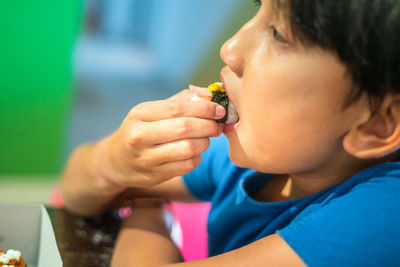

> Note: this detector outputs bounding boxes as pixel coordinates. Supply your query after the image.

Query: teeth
[225,101,239,124]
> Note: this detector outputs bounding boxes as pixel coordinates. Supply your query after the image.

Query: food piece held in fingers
[189,82,238,124]
[208,82,238,124]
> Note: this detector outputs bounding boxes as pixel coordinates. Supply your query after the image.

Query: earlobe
[343,97,400,159]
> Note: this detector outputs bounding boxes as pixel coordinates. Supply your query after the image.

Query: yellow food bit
[208,82,225,92]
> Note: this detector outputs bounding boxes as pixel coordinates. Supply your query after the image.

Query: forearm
[111,206,184,267]
[61,136,123,216]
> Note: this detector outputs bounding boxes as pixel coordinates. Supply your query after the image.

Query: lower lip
[223,121,239,133]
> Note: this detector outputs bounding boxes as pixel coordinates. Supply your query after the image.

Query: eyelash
[251,0,289,46]
[270,26,288,45]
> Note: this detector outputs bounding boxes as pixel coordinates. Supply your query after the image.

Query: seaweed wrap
[208,82,238,124]
[189,82,239,124]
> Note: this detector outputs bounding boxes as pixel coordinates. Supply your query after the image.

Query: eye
[271,26,288,44]
[253,0,261,7]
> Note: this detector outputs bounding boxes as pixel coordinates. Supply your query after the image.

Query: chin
[226,136,251,168]
[226,136,284,173]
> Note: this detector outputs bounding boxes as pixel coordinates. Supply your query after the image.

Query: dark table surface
[46,207,122,267]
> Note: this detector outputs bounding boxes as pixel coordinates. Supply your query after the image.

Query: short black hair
[275,0,400,109]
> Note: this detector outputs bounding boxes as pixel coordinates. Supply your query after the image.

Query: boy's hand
[97,89,225,193]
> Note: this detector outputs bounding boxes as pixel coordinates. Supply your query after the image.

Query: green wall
[0,1,82,175]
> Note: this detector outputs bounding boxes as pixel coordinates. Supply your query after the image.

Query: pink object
[169,202,211,261]
[49,187,64,208]
[49,187,210,262]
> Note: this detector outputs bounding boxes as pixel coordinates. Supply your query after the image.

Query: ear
[343,96,400,159]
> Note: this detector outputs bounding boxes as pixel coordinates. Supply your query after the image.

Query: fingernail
[216,105,226,117]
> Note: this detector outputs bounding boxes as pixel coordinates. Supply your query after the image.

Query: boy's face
[220,0,370,174]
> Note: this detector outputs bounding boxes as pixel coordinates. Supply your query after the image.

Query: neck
[288,174,345,198]
[288,155,381,199]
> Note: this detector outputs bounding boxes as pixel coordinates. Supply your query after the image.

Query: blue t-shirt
[183,136,400,266]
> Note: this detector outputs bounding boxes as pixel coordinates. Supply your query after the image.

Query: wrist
[92,134,125,196]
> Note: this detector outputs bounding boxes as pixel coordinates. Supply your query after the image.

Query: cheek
[228,52,357,172]
[232,117,341,173]
[231,85,354,173]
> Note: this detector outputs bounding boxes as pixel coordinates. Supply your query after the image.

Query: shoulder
[335,162,400,214]
[278,162,400,266]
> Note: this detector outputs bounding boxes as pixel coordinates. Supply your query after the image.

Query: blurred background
[0,0,258,203]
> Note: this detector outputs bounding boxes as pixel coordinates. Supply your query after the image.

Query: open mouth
[189,82,240,125]
[208,82,239,125]
[219,82,239,125]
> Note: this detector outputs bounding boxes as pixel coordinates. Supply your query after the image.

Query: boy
[62,0,400,265]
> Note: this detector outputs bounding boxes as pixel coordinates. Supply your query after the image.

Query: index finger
[131,98,226,122]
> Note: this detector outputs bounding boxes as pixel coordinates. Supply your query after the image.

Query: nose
[220,18,256,77]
